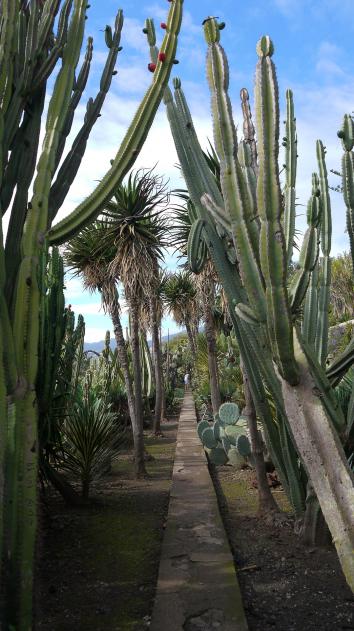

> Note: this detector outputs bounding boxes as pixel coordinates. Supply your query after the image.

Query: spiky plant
[61,387,124,499]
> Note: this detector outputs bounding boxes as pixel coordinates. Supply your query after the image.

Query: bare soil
[35,417,178,631]
[35,410,354,631]
[212,464,354,631]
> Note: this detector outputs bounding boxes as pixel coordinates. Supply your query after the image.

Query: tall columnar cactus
[0,1,183,626]
[339,114,354,272]
[283,89,298,267]
[289,173,322,313]
[150,26,305,515]
[159,16,354,591]
[315,140,332,367]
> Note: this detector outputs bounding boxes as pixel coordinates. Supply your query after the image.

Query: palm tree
[101,168,169,444]
[163,271,199,359]
[150,267,169,433]
[63,221,146,477]
[194,261,221,413]
[170,195,221,413]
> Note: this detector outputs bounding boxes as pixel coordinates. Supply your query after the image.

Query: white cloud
[120,17,148,53]
[316,59,344,77]
[69,302,105,316]
[273,0,299,16]
[316,41,344,76]
[84,327,115,343]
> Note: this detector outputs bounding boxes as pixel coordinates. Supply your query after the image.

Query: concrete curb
[150,393,248,630]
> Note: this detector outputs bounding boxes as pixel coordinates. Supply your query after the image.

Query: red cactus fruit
[160,22,167,29]
[148,62,156,72]
[158,52,166,62]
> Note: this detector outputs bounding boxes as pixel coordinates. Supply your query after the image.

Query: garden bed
[212,465,354,631]
[35,417,179,631]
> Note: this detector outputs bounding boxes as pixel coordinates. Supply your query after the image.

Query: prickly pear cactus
[197,401,251,469]
[219,402,240,425]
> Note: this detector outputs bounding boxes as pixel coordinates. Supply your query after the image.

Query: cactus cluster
[0,1,184,626]
[198,402,251,468]
[149,14,354,591]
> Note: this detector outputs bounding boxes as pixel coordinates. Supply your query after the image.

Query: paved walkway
[150,392,248,631]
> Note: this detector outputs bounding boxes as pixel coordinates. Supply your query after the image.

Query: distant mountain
[84,330,186,354]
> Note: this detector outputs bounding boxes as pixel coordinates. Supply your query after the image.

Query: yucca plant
[61,387,124,499]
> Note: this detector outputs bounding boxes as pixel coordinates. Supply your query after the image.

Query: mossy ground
[36,418,178,631]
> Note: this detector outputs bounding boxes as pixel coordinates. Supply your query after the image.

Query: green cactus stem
[48,10,125,222]
[197,419,210,440]
[205,445,229,465]
[283,89,298,266]
[240,88,258,171]
[224,424,243,445]
[338,114,354,272]
[289,173,321,312]
[202,426,218,449]
[49,0,184,244]
[302,262,319,348]
[219,401,240,425]
[236,434,251,457]
[227,447,246,469]
[315,140,332,367]
[204,17,266,324]
[254,36,299,385]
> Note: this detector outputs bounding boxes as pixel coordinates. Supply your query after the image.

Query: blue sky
[57,0,354,341]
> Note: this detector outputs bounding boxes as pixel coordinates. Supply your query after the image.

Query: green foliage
[198,400,250,469]
[61,388,125,499]
[329,252,354,324]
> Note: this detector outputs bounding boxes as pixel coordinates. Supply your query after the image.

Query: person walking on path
[184,372,190,391]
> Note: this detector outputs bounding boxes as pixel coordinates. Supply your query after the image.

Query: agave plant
[61,387,124,499]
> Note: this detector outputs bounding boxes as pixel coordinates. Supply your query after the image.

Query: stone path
[150,392,248,631]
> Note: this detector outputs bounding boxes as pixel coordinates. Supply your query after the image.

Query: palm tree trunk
[150,296,163,434]
[130,301,147,477]
[241,360,279,514]
[109,303,146,477]
[204,301,221,415]
[185,320,197,359]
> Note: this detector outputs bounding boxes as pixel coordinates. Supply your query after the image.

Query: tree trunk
[130,302,147,477]
[150,296,163,434]
[241,361,279,514]
[185,320,197,359]
[204,302,221,415]
[301,481,331,546]
[278,329,354,591]
[110,304,146,478]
